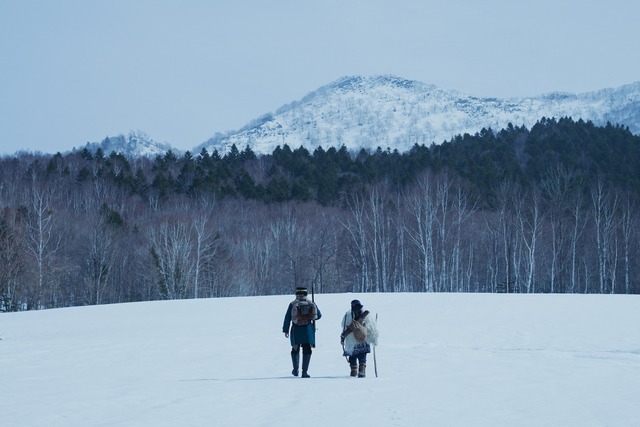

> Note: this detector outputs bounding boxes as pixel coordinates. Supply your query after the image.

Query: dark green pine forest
[1,117,639,311]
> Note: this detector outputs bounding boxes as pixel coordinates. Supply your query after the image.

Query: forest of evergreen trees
[1,117,639,311]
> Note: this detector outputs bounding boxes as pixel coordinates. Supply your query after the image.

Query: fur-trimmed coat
[341,309,379,356]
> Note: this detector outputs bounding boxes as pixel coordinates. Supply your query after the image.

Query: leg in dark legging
[301,344,312,378]
[348,355,358,376]
[290,345,300,376]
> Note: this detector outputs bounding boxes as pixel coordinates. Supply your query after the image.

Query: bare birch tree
[619,191,637,294]
[494,180,520,293]
[149,220,194,299]
[192,213,220,298]
[269,207,315,292]
[25,184,62,308]
[0,209,25,311]
[515,187,543,293]
[309,212,338,293]
[591,178,619,293]
[85,221,114,305]
[434,174,451,292]
[366,184,398,293]
[451,183,476,292]
[406,173,437,292]
[568,192,588,293]
[340,192,370,292]
[394,191,410,292]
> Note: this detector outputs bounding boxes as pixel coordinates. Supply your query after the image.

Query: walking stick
[373,313,378,377]
[311,284,316,331]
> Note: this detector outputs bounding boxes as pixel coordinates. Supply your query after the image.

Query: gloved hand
[284,332,289,338]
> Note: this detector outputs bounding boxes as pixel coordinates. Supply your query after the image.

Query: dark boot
[301,354,311,378]
[350,365,358,377]
[291,350,299,376]
[358,363,366,378]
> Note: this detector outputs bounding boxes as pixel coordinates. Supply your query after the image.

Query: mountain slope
[199,75,640,155]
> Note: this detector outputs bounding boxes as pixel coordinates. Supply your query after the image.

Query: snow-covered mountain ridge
[78,131,174,158]
[77,75,640,158]
[199,75,640,155]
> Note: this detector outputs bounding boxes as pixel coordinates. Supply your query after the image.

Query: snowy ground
[2,292,639,427]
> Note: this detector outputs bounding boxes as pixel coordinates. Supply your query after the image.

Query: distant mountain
[197,75,640,155]
[78,131,177,158]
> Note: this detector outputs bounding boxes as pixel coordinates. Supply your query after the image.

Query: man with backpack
[282,287,321,378]
[340,299,378,377]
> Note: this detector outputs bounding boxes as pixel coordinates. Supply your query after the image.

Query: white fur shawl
[341,310,379,354]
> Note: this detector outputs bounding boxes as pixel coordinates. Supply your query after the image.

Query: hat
[351,299,363,310]
[295,287,308,296]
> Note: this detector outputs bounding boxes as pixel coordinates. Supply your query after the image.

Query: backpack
[342,310,370,342]
[292,299,317,325]
[350,319,368,341]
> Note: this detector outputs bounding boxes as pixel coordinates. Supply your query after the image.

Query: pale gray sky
[1,0,639,154]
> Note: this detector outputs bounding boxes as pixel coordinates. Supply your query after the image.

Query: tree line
[1,117,639,311]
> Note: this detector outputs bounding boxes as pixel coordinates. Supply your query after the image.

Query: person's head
[295,287,308,299]
[351,299,363,311]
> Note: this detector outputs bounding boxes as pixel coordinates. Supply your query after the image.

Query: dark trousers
[292,343,312,355]
[348,353,366,366]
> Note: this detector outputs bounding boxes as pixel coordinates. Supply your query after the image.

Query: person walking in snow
[340,299,378,377]
[282,287,321,378]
